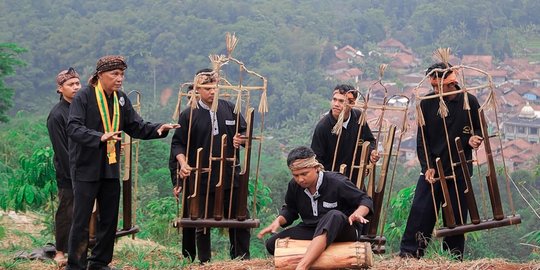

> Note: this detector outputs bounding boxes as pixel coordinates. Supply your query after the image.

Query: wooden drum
[274,238,373,269]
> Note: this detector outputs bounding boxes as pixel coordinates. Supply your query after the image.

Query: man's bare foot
[54,252,67,266]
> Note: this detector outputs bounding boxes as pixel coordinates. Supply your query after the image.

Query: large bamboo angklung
[174,33,264,230]
[413,49,520,238]
[342,68,409,253]
[274,238,373,270]
[116,90,141,238]
[435,108,521,237]
[366,124,396,237]
[345,69,410,253]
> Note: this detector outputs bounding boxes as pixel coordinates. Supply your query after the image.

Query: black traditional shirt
[67,85,166,182]
[417,92,481,176]
[170,99,247,190]
[47,98,72,189]
[311,109,376,184]
[279,171,373,228]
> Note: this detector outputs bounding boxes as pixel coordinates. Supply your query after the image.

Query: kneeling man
[258,146,373,270]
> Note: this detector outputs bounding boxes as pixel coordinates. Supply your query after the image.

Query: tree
[0,43,26,123]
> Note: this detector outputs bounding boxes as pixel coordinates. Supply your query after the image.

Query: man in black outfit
[171,68,250,263]
[399,62,484,260]
[258,146,373,270]
[66,55,178,270]
[311,84,379,185]
[47,67,81,265]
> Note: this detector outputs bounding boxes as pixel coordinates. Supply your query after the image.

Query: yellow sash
[94,81,120,164]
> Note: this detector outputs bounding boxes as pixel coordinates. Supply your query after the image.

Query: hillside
[1,211,538,270]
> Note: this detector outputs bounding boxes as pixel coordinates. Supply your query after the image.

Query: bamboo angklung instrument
[117,90,141,238]
[174,33,264,229]
[413,48,521,238]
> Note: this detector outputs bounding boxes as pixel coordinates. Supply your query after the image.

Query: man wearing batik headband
[311,84,379,186]
[171,68,251,263]
[399,62,484,260]
[47,67,81,265]
[257,146,373,270]
[66,55,179,270]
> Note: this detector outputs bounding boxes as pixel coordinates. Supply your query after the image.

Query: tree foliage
[0,43,26,123]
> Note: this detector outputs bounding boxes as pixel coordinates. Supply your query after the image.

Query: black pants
[399,174,468,260]
[55,187,74,253]
[265,210,361,255]
[67,179,120,270]
[196,187,250,263]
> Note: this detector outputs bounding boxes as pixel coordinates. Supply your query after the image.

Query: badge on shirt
[225,120,236,125]
[322,201,338,209]
[119,97,125,106]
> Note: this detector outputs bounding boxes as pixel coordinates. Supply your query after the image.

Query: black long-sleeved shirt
[279,171,373,228]
[170,99,247,189]
[67,85,167,182]
[311,109,375,185]
[417,92,481,177]
[47,98,72,189]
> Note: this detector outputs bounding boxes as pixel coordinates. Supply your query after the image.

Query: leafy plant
[248,176,273,216]
[137,196,177,245]
[0,147,56,212]
[384,184,415,253]
[522,230,540,247]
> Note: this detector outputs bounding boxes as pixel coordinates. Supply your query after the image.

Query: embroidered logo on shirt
[119,97,125,106]
[322,201,338,208]
[463,126,471,134]
[225,120,236,125]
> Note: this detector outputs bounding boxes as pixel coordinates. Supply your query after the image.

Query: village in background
[326,38,540,172]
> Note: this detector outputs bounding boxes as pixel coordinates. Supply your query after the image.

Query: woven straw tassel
[416,102,426,127]
[258,89,268,113]
[332,109,346,135]
[438,97,449,118]
[188,89,198,109]
[434,48,451,65]
[226,32,238,57]
[234,90,242,114]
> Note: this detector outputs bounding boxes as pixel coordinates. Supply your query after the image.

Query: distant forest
[1,0,539,129]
